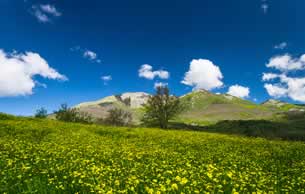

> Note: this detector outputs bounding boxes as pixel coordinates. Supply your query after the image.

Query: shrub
[54,104,93,124]
[0,113,15,120]
[284,111,305,120]
[101,108,132,126]
[35,107,48,118]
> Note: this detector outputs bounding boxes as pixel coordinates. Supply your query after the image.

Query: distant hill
[73,90,305,125]
[75,92,150,123]
[262,99,305,112]
[177,90,273,124]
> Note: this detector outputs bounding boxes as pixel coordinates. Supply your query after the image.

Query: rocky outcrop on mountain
[262,99,305,112]
[262,99,288,107]
[74,92,150,119]
[76,92,149,109]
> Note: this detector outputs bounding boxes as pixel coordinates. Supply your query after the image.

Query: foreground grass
[1,116,305,193]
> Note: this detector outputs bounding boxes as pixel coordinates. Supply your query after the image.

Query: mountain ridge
[72,90,303,125]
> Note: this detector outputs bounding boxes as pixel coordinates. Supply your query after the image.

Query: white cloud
[154,82,168,89]
[227,85,250,99]
[274,42,288,50]
[266,54,305,71]
[84,50,97,60]
[71,47,101,63]
[138,64,169,80]
[31,4,61,23]
[40,4,62,17]
[32,6,49,23]
[181,59,223,91]
[262,73,280,81]
[264,76,305,102]
[101,75,112,85]
[281,77,305,102]
[0,49,67,97]
[264,84,287,98]
[263,53,305,102]
[101,75,112,81]
[301,54,305,62]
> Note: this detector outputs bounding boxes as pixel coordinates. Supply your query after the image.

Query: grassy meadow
[1,114,305,193]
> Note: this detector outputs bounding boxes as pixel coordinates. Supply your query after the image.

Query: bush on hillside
[0,113,15,120]
[54,104,93,124]
[284,111,305,120]
[99,108,132,126]
[35,107,48,118]
[205,119,305,141]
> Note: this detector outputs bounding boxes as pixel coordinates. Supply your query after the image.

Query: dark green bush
[54,104,93,124]
[0,113,15,120]
[35,107,48,118]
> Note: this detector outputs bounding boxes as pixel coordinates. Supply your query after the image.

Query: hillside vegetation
[1,114,305,193]
[73,90,305,126]
[177,90,273,124]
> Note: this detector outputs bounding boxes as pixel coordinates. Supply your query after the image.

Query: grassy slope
[263,103,305,112]
[177,91,274,125]
[74,91,304,126]
[1,115,305,193]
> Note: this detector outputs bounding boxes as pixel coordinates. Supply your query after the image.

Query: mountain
[262,99,305,112]
[177,90,273,124]
[75,92,150,123]
[72,90,305,125]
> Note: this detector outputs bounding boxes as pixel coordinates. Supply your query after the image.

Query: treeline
[35,86,184,129]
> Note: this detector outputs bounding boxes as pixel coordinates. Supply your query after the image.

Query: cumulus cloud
[262,73,280,81]
[0,49,67,97]
[31,4,62,23]
[280,77,305,102]
[264,84,287,98]
[274,42,288,50]
[84,50,97,60]
[262,53,305,102]
[181,59,223,91]
[227,85,250,99]
[101,75,112,85]
[154,82,168,89]
[266,54,305,71]
[138,64,169,80]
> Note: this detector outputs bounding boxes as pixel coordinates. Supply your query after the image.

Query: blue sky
[0,0,305,115]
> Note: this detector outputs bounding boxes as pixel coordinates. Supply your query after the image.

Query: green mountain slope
[72,90,304,125]
[176,90,273,124]
[262,99,305,112]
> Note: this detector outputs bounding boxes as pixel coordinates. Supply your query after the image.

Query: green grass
[1,115,305,193]
[178,91,275,123]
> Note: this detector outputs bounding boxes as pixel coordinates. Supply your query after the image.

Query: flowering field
[1,116,305,193]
